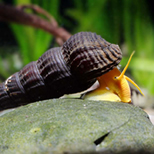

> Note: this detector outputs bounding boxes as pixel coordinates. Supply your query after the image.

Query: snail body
[83,51,144,102]
[0,32,122,110]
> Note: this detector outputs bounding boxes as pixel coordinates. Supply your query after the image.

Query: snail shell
[0,32,122,110]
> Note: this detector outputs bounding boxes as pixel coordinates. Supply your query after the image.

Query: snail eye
[114,76,118,80]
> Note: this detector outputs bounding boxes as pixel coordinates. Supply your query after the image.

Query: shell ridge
[58,47,72,78]
[0,83,13,109]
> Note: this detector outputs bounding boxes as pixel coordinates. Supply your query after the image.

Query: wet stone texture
[0,99,154,154]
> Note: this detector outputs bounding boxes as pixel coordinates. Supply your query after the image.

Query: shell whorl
[62,32,122,80]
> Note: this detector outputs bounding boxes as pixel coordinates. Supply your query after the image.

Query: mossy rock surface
[0,99,154,154]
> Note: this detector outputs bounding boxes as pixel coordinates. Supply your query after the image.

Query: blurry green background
[0,0,154,95]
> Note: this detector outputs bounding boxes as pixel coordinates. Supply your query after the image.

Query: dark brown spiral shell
[0,32,122,110]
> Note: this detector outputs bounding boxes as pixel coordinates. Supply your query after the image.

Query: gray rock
[0,99,154,154]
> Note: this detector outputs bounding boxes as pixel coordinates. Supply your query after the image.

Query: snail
[0,31,137,111]
[83,51,144,102]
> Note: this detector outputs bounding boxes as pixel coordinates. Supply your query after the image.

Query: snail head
[84,51,144,103]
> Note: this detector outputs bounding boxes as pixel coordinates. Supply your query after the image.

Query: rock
[0,99,154,154]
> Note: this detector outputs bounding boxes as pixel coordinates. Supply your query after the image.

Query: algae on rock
[0,99,154,154]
